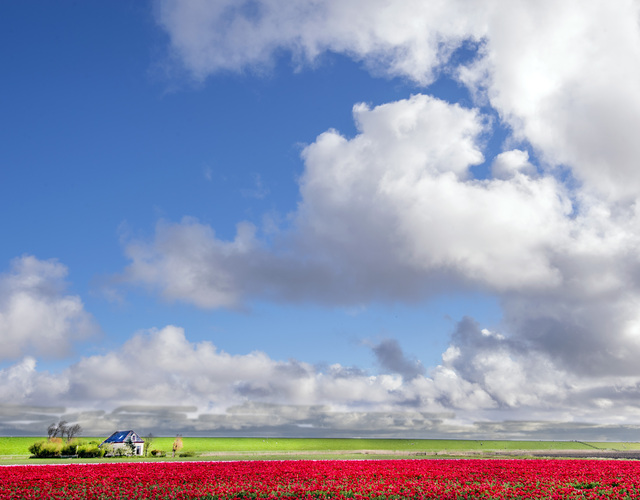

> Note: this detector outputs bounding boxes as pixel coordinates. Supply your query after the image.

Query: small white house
[101,430,145,456]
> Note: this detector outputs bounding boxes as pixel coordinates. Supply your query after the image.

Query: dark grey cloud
[234,382,276,398]
[371,339,425,381]
[324,365,368,378]
[0,404,65,436]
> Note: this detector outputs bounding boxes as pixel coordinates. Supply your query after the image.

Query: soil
[201,449,640,459]
[527,450,640,460]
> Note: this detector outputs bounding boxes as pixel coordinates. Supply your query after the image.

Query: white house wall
[108,442,144,455]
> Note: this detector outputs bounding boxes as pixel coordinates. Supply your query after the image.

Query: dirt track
[442,450,640,460]
[527,450,640,460]
[202,449,640,459]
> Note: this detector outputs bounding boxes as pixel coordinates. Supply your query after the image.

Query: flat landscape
[2,437,640,464]
[5,438,640,498]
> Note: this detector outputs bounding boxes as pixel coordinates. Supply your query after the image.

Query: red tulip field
[2,458,640,499]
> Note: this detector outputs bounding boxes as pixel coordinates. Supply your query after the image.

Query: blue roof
[102,430,144,444]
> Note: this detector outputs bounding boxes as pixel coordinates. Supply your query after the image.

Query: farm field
[1,436,638,462]
[2,458,640,499]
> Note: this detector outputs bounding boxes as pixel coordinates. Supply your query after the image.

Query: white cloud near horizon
[4,323,640,438]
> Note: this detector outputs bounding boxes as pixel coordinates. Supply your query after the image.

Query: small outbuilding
[101,430,145,456]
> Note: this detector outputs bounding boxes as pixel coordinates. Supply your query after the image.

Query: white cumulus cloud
[157,0,640,200]
[155,0,485,84]
[4,322,640,437]
[0,256,98,360]
[124,95,575,305]
[121,88,640,381]
[86,0,640,435]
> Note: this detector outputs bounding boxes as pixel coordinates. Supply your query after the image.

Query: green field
[2,436,639,462]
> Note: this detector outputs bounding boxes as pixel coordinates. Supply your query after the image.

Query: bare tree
[47,420,81,442]
[65,423,82,442]
[47,423,57,439]
[47,420,68,440]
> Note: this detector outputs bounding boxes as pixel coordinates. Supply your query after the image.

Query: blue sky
[0,1,500,372]
[2,1,640,439]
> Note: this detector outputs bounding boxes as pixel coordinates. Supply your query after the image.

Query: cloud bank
[4,323,640,439]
